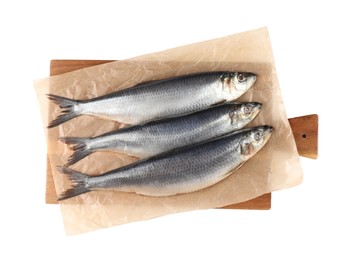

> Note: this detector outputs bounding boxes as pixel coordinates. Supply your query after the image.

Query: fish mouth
[253,102,262,111]
[243,72,257,78]
[249,102,262,118]
[246,72,257,85]
[263,125,273,135]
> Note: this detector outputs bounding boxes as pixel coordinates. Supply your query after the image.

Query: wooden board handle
[289,114,318,159]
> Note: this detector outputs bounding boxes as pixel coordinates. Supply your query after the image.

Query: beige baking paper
[34,27,303,235]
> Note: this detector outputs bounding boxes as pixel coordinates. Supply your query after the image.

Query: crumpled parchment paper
[34,27,303,235]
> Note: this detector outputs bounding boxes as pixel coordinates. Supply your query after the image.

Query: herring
[58,125,273,200]
[47,71,257,128]
[60,102,262,166]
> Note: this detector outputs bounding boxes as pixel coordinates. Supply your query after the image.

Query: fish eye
[254,130,262,141]
[237,73,246,83]
[244,105,252,114]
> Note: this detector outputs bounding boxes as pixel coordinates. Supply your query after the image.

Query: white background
[0,0,346,259]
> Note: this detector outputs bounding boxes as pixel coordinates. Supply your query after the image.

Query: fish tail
[60,137,95,166]
[47,94,82,128]
[57,166,91,201]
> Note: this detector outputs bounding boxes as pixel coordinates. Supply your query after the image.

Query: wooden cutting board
[46,60,319,210]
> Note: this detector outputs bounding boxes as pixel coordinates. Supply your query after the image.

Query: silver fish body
[58,125,273,200]
[60,102,262,166]
[48,72,257,128]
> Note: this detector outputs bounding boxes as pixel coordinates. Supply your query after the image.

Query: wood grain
[46,60,318,211]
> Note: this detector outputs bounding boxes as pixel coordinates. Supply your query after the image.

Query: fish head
[222,72,257,99]
[240,125,273,160]
[229,102,262,128]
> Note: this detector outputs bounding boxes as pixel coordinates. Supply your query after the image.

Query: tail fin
[47,94,82,128]
[60,137,95,166]
[57,166,91,201]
